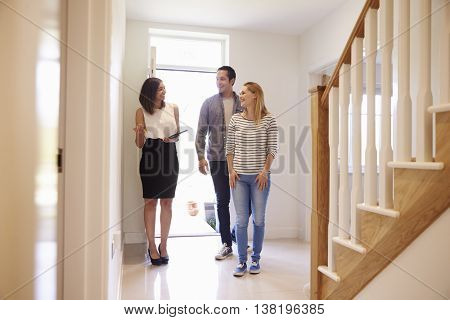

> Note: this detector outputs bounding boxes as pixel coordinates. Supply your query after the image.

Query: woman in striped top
[226,82,279,277]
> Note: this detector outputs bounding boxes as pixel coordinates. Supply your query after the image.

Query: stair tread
[357,203,400,218]
[333,237,367,254]
[428,103,450,113]
[387,161,444,170]
[318,266,341,282]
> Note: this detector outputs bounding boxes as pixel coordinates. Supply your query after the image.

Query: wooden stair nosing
[427,103,450,113]
[357,203,400,218]
[333,237,367,254]
[318,265,341,282]
[387,161,444,170]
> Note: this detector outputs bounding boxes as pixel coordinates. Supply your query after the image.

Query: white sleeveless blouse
[142,103,178,139]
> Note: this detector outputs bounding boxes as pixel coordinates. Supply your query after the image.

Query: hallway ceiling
[126,0,348,35]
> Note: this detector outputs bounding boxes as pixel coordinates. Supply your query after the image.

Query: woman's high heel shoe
[158,244,169,264]
[148,248,162,266]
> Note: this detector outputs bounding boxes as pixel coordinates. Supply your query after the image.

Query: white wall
[64,0,125,299]
[107,0,126,300]
[122,20,302,243]
[356,208,450,299]
[297,0,366,241]
[299,0,366,78]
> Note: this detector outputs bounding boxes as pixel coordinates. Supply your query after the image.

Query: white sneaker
[249,260,261,274]
[215,243,233,260]
[233,262,247,277]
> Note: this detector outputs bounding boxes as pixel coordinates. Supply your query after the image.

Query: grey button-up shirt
[195,92,242,161]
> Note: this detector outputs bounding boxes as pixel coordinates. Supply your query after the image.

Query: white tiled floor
[120,236,310,300]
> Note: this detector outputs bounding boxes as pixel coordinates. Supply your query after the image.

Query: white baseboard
[264,227,302,239]
[124,227,302,244]
[124,232,147,244]
[116,247,124,300]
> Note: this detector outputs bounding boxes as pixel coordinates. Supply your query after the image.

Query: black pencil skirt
[140,138,179,199]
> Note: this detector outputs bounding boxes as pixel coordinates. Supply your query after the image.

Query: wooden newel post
[309,86,329,299]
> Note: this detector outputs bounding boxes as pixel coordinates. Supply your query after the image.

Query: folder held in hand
[168,129,188,139]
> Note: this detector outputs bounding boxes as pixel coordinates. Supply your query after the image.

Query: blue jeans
[231,174,271,263]
[209,161,252,247]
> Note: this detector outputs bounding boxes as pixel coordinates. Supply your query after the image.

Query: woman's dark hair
[139,77,165,114]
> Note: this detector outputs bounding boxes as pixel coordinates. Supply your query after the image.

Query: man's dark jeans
[210,161,251,248]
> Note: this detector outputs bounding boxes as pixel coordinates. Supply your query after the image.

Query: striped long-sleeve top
[226,113,279,175]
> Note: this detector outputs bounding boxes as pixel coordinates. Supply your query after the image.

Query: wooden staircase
[310,0,450,299]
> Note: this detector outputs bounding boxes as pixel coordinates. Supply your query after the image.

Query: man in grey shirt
[196,66,247,260]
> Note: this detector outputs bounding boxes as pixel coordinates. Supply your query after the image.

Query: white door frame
[57,0,68,300]
[63,0,112,299]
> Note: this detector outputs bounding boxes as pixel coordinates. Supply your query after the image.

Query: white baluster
[379,0,393,209]
[426,2,449,116]
[350,37,363,244]
[439,2,449,105]
[416,0,433,162]
[364,8,378,206]
[328,87,339,271]
[338,64,350,239]
[396,0,412,161]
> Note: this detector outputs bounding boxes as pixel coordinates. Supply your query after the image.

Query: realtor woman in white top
[226,82,279,277]
[134,77,180,266]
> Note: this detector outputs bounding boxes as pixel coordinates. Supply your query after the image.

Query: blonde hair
[243,82,268,124]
